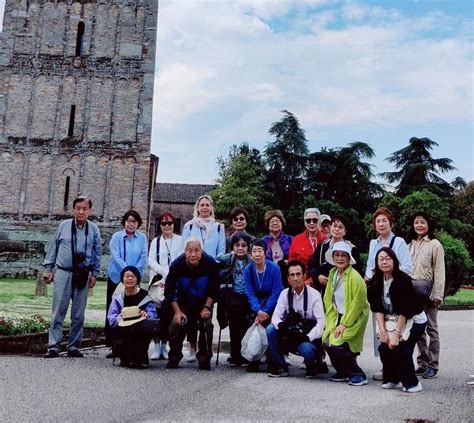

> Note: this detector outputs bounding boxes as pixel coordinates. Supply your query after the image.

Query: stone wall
[0,0,158,277]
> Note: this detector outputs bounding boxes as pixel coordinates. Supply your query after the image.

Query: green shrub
[438,232,473,296]
[0,314,49,336]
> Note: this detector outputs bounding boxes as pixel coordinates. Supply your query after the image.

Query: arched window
[75,22,85,56]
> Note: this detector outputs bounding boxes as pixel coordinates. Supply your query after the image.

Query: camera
[73,252,86,269]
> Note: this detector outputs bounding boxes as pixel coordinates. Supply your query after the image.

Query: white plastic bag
[241,323,268,362]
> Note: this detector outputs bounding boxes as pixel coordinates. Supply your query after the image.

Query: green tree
[264,110,309,211]
[438,232,473,296]
[381,137,456,197]
[210,143,269,232]
[308,142,382,214]
[452,181,474,225]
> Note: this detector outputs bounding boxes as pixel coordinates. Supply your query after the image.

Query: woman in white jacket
[148,212,182,360]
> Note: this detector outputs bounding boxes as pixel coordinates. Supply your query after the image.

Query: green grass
[0,279,107,327]
[443,288,474,306]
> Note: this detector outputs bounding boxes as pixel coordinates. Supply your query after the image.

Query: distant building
[151,183,216,237]
[0,0,158,277]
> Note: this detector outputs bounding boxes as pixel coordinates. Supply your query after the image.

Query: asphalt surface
[1,310,472,422]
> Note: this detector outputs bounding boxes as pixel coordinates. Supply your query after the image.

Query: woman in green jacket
[323,241,369,386]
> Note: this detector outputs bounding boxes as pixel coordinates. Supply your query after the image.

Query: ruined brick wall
[0,0,158,277]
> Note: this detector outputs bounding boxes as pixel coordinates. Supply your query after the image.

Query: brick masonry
[0,0,158,277]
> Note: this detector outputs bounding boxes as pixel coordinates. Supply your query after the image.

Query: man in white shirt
[266,260,325,378]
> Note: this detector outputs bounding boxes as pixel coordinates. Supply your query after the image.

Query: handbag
[412,279,432,299]
[377,314,413,342]
[241,323,268,362]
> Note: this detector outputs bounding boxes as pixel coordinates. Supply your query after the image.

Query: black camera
[73,252,86,268]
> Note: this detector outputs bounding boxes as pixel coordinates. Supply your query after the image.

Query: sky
[0,0,472,187]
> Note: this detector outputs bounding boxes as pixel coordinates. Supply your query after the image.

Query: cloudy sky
[0,0,472,187]
[152,0,472,186]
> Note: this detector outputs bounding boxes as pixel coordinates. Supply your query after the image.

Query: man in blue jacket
[244,239,284,372]
[165,237,220,370]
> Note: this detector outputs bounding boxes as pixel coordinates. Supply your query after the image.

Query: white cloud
[150,0,472,182]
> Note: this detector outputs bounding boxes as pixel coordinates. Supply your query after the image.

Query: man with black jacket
[165,237,220,370]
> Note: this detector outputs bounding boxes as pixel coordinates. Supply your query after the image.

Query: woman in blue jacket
[244,239,284,372]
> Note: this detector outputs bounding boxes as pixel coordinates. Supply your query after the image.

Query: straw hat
[118,306,146,327]
[325,241,356,266]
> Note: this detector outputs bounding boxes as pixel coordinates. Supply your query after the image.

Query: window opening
[75,21,85,56]
[67,105,76,137]
[63,176,71,210]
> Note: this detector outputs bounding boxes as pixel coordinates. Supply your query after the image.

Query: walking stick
[216,327,222,366]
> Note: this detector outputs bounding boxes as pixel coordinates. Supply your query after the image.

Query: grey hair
[303,208,321,219]
[184,236,204,250]
[193,195,215,218]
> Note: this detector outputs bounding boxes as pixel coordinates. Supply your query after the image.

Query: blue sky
[0,1,472,187]
[152,0,472,186]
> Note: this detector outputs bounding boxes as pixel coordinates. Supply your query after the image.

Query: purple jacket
[107,288,157,328]
[262,233,294,261]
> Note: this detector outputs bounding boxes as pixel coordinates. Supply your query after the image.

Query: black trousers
[325,343,366,378]
[227,291,252,365]
[105,277,117,347]
[112,326,152,366]
[168,306,213,364]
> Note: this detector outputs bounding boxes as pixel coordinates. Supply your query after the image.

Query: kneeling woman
[108,266,157,368]
[323,242,369,386]
[367,247,427,392]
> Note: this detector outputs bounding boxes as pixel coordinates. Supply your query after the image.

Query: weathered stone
[0,0,159,277]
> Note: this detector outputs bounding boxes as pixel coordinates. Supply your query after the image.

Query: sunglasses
[233,216,246,222]
[160,221,173,226]
[305,218,319,224]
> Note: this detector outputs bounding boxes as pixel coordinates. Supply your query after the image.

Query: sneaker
[382,382,402,389]
[330,373,349,382]
[67,350,84,358]
[151,348,161,360]
[284,355,292,365]
[372,370,383,381]
[160,343,169,360]
[305,366,318,379]
[186,350,197,362]
[403,382,423,393]
[415,366,428,375]
[268,365,289,378]
[422,367,438,379]
[166,360,179,369]
[348,375,368,386]
[44,350,59,358]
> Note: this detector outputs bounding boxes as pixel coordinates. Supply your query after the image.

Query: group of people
[42,194,445,393]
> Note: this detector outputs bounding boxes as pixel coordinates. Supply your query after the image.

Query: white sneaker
[372,370,383,381]
[151,347,161,360]
[382,382,402,389]
[186,350,197,362]
[160,343,169,360]
[284,355,291,365]
[403,382,423,393]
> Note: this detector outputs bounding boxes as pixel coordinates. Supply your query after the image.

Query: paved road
[1,310,472,422]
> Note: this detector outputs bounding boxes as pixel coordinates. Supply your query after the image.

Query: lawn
[0,279,107,327]
[443,288,474,306]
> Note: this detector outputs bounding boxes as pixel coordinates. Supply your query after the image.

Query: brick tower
[0,0,158,276]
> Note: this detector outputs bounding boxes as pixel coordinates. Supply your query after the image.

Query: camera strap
[71,219,89,268]
[288,285,308,319]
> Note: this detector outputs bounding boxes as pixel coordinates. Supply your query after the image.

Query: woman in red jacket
[289,208,327,283]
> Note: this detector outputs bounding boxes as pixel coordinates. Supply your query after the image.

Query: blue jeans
[48,269,89,352]
[379,322,427,388]
[266,324,317,368]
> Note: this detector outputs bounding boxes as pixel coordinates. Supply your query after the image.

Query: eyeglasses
[233,216,246,222]
[305,218,319,224]
[378,257,393,262]
[160,221,173,226]
[126,219,137,224]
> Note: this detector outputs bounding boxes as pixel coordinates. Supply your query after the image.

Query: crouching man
[266,260,325,378]
[165,237,220,370]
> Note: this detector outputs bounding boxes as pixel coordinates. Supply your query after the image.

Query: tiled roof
[154,183,217,204]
